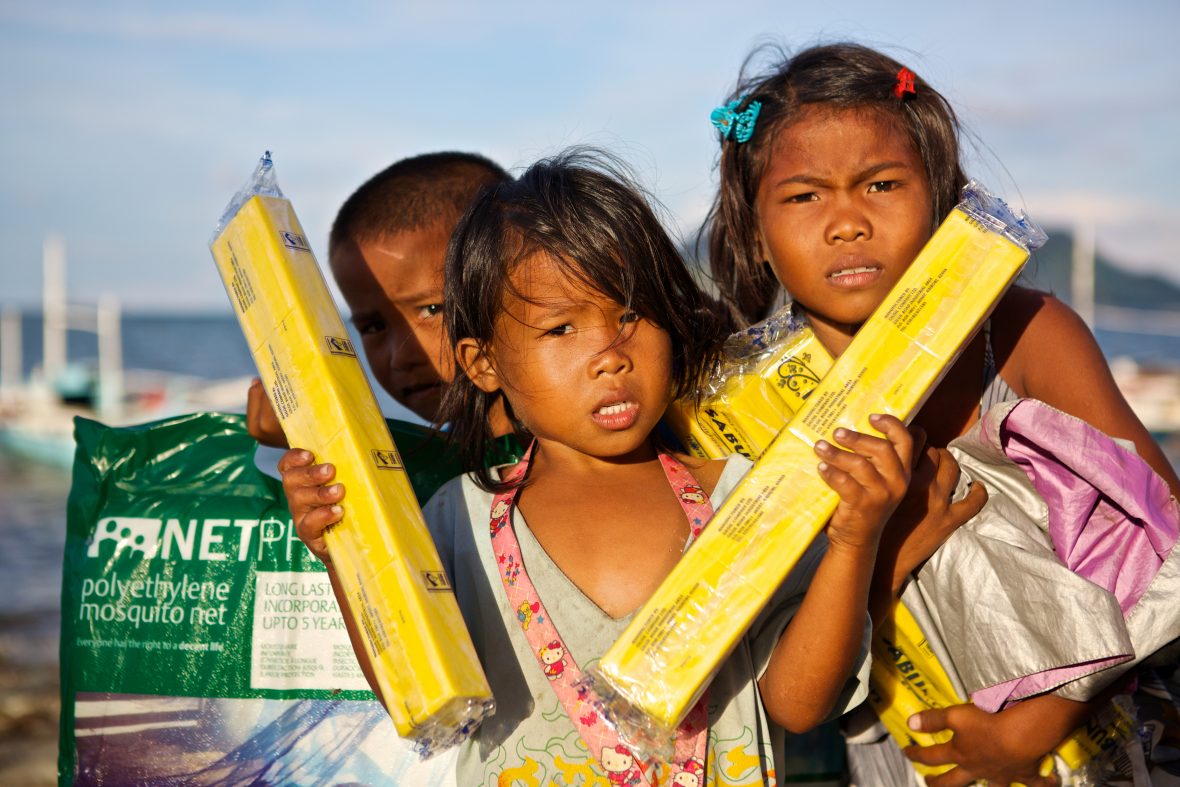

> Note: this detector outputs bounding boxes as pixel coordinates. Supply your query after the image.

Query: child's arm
[869,443,987,626]
[276,449,383,702]
[759,414,913,732]
[246,378,290,449]
[996,288,1180,496]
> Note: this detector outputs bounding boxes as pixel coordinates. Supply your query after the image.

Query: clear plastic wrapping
[664,305,833,460]
[209,153,493,757]
[587,182,1043,754]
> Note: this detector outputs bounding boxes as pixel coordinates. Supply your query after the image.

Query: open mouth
[827,265,883,287]
[829,265,880,279]
[592,401,638,430]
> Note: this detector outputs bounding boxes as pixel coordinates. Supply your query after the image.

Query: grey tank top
[981,321,1018,414]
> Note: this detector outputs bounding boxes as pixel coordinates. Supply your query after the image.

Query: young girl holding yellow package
[706,41,1180,787]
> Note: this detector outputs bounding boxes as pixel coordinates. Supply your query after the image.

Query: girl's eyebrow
[529,301,581,320]
[519,296,625,328]
[853,161,914,181]
[768,161,913,190]
[503,300,572,328]
[522,292,589,313]
[388,285,444,306]
[506,301,580,331]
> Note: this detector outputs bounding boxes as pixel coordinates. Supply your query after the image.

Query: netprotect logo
[86,515,303,562]
[88,517,163,559]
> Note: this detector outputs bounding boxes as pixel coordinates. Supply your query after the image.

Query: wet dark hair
[440,148,725,491]
[707,42,968,326]
[329,151,509,256]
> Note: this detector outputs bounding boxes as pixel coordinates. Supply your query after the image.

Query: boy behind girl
[248,151,517,498]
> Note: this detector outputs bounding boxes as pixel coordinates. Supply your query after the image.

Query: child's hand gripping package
[588,182,1046,750]
[872,394,1180,785]
[871,596,1138,785]
[208,152,492,756]
[664,306,833,460]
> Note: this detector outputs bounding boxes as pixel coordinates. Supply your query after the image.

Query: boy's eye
[545,324,575,337]
[356,319,385,336]
[784,192,818,204]
[868,181,899,193]
[416,303,442,320]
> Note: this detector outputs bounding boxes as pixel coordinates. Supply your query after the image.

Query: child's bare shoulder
[992,285,1118,403]
[995,284,1089,330]
[991,288,1096,370]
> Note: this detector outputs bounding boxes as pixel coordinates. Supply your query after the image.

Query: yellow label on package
[593,206,1030,736]
[871,601,1134,779]
[667,325,832,460]
[210,191,492,752]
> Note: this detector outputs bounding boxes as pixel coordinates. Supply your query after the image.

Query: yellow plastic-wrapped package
[209,153,492,756]
[589,183,1045,749]
[664,307,833,461]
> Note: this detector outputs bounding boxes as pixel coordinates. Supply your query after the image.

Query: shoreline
[0,628,59,785]
[0,448,68,786]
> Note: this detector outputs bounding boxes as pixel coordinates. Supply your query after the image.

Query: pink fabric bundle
[969,401,1179,709]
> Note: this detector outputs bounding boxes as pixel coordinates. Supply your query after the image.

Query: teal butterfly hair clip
[710,97,762,144]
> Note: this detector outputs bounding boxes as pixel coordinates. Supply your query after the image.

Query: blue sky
[2,1,1178,312]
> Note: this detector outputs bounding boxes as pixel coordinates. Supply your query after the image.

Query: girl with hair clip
[281,149,919,785]
[706,41,1180,787]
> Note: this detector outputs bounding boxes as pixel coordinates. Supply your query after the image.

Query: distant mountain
[1020,227,1180,312]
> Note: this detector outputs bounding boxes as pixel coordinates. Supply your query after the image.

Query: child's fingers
[816,439,879,487]
[297,501,344,536]
[908,422,928,469]
[816,446,896,522]
[908,707,949,733]
[830,423,910,481]
[931,448,987,521]
[917,765,975,787]
[279,456,336,491]
[868,413,915,469]
[951,478,988,521]
[277,448,315,473]
[295,503,344,562]
[904,709,984,787]
[286,481,344,514]
[823,430,908,497]
[902,739,957,767]
[282,469,336,507]
[816,448,863,497]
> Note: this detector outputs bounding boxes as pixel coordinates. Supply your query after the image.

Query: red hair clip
[893,67,917,99]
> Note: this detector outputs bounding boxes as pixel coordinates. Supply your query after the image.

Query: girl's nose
[826,199,871,244]
[589,336,633,378]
